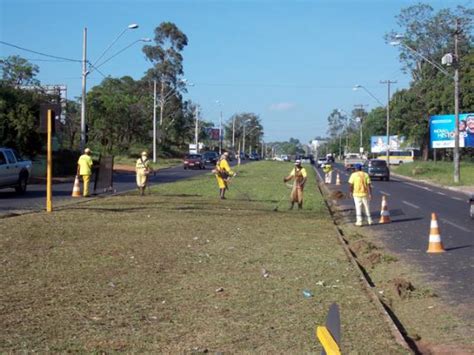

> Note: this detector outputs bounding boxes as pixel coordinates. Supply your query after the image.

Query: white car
[317,158,328,167]
[0,147,32,194]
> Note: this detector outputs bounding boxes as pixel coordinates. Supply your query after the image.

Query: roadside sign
[430,113,474,148]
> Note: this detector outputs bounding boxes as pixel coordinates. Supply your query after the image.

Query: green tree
[0,55,40,87]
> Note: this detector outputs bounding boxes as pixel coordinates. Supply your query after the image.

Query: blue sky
[0,0,464,144]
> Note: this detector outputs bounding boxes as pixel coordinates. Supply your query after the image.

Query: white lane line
[403,181,433,191]
[437,192,446,196]
[402,200,420,209]
[379,191,391,196]
[451,197,463,201]
[440,218,471,233]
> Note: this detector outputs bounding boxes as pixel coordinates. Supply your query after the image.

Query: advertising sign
[370,135,405,153]
[430,113,474,148]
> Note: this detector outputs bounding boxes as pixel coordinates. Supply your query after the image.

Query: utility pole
[159,76,165,126]
[380,80,397,166]
[354,104,366,154]
[242,124,246,159]
[80,27,87,151]
[232,117,235,150]
[453,19,460,183]
[195,106,199,153]
[153,80,157,162]
[219,110,223,154]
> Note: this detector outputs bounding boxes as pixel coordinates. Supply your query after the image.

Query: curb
[391,172,473,197]
[313,166,413,353]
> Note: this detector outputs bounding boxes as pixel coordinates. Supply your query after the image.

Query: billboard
[430,113,474,148]
[370,135,405,153]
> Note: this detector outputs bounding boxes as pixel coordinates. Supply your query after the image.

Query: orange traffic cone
[72,175,81,197]
[379,195,391,224]
[335,173,341,186]
[427,213,445,253]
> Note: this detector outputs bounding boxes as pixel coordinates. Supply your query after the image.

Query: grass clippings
[0,162,405,353]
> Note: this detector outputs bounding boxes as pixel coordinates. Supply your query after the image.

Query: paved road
[318,164,473,315]
[0,162,243,215]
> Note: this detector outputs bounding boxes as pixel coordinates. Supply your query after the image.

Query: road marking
[437,192,446,196]
[451,197,463,201]
[440,218,471,233]
[402,200,420,209]
[379,191,391,196]
[403,181,432,191]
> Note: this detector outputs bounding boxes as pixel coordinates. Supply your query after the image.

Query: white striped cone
[427,213,445,253]
[335,173,341,186]
[379,195,391,223]
[71,175,81,197]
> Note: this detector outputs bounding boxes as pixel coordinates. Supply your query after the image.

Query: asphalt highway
[319,163,473,318]
[0,162,242,215]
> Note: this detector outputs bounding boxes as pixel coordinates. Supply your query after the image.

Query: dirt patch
[330,190,346,200]
[389,277,415,300]
[364,252,383,268]
[350,239,379,254]
[416,341,474,355]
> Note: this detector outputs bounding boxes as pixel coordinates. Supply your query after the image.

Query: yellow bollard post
[46,109,53,212]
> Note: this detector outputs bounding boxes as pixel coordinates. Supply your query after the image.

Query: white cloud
[269,102,295,111]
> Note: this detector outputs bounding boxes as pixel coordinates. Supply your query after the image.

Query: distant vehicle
[326,154,335,163]
[344,153,365,171]
[183,153,205,170]
[281,154,290,162]
[377,150,417,165]
[363,159,390,181]
[317,157,328,167]
[0,147,32,194]
[249,153,260,160]
[202,151,219,166]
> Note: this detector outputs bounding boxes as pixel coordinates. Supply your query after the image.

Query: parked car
[183,153,205,169]
[363,159,390,181]
[0,147,32,194]
[202,151,219,166]
[281,154,290,162]
[249,153,260,160]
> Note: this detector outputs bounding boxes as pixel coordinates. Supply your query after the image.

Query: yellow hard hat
[141,151,148,156]
[84,148,91,154]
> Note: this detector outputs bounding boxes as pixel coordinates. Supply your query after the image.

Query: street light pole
[219,110,223,154]
[380,80,397,166]
[195,106,199,153]
[232,116,235,150]
[153,80,157,162]
[391,29,461,183]
[80,27,87,151]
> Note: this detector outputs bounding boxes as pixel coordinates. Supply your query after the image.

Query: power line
[0,40,81,63]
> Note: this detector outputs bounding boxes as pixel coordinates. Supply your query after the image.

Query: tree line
[0,22,264,158]
[324,3,473,161]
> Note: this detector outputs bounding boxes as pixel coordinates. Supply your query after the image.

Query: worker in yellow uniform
[136,151,153,196]
[77,148,94,197]
[348,164,373,226]
[214,152,236,199]
[284,159,307,210]
[322,163,333,183]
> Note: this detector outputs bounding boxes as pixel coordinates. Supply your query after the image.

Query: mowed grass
[393,160,474,186]
[0,162,405,353]
[114,156,182,170]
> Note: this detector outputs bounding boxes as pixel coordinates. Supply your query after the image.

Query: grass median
[0,161,405,353]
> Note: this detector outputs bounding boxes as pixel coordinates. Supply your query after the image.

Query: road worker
[77,148,93,197]
[348,164,373,226]
[322,163,333,184]
[136,151,153,196]
[284,159,307,210]
[213,152,236,199]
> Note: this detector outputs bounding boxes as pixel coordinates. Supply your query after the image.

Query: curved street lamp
[80,24,140,150]
[391,32,461,182]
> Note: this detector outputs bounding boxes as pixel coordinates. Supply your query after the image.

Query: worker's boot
[298,203,303,210]
[140,187,145,196]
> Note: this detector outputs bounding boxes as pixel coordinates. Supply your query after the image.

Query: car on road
[344,153,366,171]
[317,157,328,167]
[249,153,260,160]
[183,153,205,170]
[202,151,219,166]
[0,147,32,194]
[363,159,390,181]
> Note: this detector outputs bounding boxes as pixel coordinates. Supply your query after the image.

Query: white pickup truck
[0,147,32,194]
[344,153,366,171]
